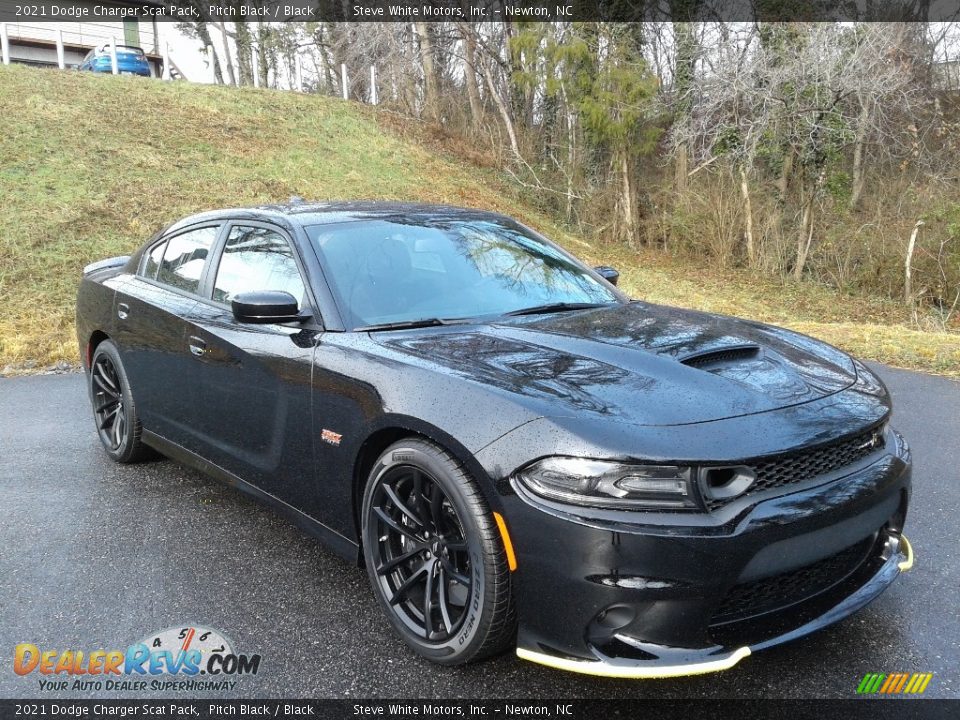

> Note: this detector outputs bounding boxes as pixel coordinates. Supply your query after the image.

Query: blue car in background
[78,45,151,77]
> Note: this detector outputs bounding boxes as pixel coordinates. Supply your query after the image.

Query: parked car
[76,202,913,677]
[78,44,151,77]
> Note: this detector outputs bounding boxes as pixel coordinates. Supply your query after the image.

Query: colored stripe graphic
[880,674,897,693]
[857,673,886,695]
[880,673,901,695]
[857,672,932,695]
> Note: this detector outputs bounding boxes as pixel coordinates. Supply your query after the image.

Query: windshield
[306,217,620,329]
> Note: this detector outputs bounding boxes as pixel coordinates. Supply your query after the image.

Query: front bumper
[504,430,912,677]
[516,533,912,678]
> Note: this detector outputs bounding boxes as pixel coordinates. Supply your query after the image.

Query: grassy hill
[1,63,958,377]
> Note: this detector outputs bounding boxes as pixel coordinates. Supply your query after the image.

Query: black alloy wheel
[93,354,126,451]
[89,340,152,463]
[361,439,516,664]
[369,465,473,641]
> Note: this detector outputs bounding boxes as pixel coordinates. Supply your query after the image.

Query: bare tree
[672,23,930,275]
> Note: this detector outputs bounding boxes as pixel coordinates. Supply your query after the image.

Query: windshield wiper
[358,317,469,332]
[503,302,613,317]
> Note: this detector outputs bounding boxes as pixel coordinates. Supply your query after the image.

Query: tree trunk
[566,110,576,222]
[904,220,923,305]
[776,145,794,203]
[795,191,815,280]
[217,22,236,86]
[502,20,525,124]
[457,23,483,126]
[671,20,697,193]
[483,62,521,161]
[414,22,439,121]
[850,101,870,210]
[308,24,333,93]
[674,142,688,192]
[794,169,825,279]
[256,22,269,88]
[194,22,224,85]
[620,148,638,244]
[234,21,252,86]
[739,166,756,266]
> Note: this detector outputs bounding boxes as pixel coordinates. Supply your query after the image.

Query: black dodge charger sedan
[76,201,913,677]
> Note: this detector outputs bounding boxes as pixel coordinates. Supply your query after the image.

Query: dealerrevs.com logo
[13,625,261,692]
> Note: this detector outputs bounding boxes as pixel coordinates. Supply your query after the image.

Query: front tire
[361,439,516,665]
[89,340,152,463]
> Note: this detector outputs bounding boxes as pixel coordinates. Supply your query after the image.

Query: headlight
[515,457,698,510]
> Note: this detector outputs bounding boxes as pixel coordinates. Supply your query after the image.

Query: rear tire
[361,439,516,665]
[89,340,152,463]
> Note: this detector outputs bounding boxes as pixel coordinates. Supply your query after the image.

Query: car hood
[375,302,858,426]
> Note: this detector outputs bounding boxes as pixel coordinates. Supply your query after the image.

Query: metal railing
[0,22,383,96]
[2,21,157,54]
[0,22,170,78]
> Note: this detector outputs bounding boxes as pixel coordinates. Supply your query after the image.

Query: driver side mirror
[594,266,620,286]
[232,291,304,324]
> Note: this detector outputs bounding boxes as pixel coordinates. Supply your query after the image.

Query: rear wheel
[89,340,152,463]
[361,439,516,665]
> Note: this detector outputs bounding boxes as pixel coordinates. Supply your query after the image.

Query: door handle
[188,336,207,357]
[117,303,130,320]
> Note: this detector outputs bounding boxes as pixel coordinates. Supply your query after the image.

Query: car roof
[163,201,512,236]
[98,44,144,51]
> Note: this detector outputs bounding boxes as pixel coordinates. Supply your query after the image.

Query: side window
[141,240,166,279]
[213,226,307,306]
[156,226,218,294]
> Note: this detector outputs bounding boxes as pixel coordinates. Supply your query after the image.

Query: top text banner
[2,0,959,23]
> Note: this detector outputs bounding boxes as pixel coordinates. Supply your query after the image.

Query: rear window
[141,240,166,279]
[154,226,219,294]
[98,46,144,57]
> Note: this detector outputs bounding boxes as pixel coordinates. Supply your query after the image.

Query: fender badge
[321,429,342,446]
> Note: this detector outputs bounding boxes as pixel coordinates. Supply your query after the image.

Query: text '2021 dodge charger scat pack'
[76,201,913,677]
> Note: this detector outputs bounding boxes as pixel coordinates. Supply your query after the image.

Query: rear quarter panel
[76,271,126,369]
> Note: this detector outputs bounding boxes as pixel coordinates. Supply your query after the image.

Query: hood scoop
[678,344,761,368]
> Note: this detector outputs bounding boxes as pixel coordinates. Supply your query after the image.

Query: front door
[183,222,321,515]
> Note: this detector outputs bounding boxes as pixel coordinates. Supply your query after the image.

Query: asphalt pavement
[0,365,957,699]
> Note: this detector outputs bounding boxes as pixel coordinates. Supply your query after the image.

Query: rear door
[183,221,321,514]
[114,224,222,449]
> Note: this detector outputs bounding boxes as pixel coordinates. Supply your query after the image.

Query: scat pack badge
[320,428,342,446]
[13,625,261,692]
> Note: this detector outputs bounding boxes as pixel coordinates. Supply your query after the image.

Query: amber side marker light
[493,512,517,571]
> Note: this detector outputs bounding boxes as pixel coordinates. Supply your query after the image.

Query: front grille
[705,425,885,510]
[711,534,876,626]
